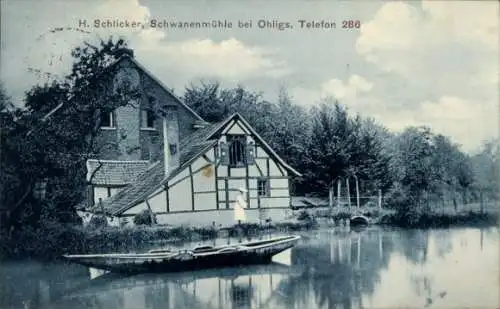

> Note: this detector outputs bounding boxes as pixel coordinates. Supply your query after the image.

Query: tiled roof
[178,119,227,149]
[99,161,165,215]
[98,113,302,216]
[99,122,221,215]
[86,160,151,186]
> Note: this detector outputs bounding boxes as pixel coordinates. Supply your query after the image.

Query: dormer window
[219,136,255,167]
[228,135,246,167]
[141,110,155,129]
[101,112,115,128]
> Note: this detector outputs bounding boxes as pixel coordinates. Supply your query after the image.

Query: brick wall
[94,129,121,160]
[116,102,141,160]
[93,56,200,162]
[140,66,199,139]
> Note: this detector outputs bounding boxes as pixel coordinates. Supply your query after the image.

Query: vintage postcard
[0,0,498,308]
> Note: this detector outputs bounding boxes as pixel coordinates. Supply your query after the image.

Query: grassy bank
[1,207,496,261]
[381,210,498,228]
[295,205,498,228]
[0,219,316,261]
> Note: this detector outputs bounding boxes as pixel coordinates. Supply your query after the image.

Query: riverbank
[1,207,497,261]
[381,210,499,228]
[0,219,316,260]
[300,204,499,228]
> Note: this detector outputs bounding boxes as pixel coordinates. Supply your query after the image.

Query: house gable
[109,55,203,124]
[93,55,204,161]
[97,113,301,216]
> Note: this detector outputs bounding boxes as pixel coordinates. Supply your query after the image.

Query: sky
[1,0,498,152]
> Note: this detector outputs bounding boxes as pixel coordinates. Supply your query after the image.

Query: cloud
[1,0,156,104]
[95,0,150,22]
[356,1,499,92]
[321,75,373,101]
[374,96,498,151]
[165,38,288,78]
[2,0,288,104]
[133,37,290,92]
[290,74,373,108]
[353,0,499,151]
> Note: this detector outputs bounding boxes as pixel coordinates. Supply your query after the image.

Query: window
[228,135,246,167]
[141,110,155,128]
[101,112,114,128]
[257,179,270,197]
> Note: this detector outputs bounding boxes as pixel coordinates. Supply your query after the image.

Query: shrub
[297,210,312,221]
[87,214,108,229]
[133,210,157,226]
[363,201,377,208]
[334,212,352,220]
[363,209,380,218]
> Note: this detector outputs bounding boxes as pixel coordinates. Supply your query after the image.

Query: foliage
[87,214,108,229]
[133,209,157,226]
[384,210,498,228]
[297,210,312,221]
[184,81,497,226]
[1,38,498,258]
[1,37,138,231]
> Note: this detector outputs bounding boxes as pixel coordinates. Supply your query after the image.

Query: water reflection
[0,226,498,309]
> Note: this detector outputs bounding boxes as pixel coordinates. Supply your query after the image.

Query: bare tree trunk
[0,115,3,211]
[329,181,333,209]
[480,191,484,214]
[337,178,341,208]
[378,189,382,210]
[441,187,446,209]
[346,177,351,210]
[355,177,360,209]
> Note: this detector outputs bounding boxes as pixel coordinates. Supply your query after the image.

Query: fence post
[378,189,382,210]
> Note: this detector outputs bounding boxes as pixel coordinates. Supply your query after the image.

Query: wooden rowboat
[63,235,300,273]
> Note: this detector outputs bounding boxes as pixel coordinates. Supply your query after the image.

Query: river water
[1,226,498,309]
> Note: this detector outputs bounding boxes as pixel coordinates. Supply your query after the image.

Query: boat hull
[63,235,300,273]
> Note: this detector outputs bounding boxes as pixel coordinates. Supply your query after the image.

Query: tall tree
[303,99,353,196]
[471,139,499,204]
[6,37,138,228]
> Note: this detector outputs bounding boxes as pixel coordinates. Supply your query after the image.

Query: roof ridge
[87,159,150,164]
[121,55,205,122]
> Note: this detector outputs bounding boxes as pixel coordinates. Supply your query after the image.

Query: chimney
[163,116,170,178]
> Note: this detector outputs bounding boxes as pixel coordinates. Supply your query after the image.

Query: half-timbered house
[99,113,301,227]
[77,49,301,227]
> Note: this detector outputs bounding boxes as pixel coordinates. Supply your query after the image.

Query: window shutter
[219,142,229,165]
[246,141,255,164]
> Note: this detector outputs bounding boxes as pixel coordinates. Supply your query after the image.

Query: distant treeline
[182,81,499,222]
[0,37,498,234]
